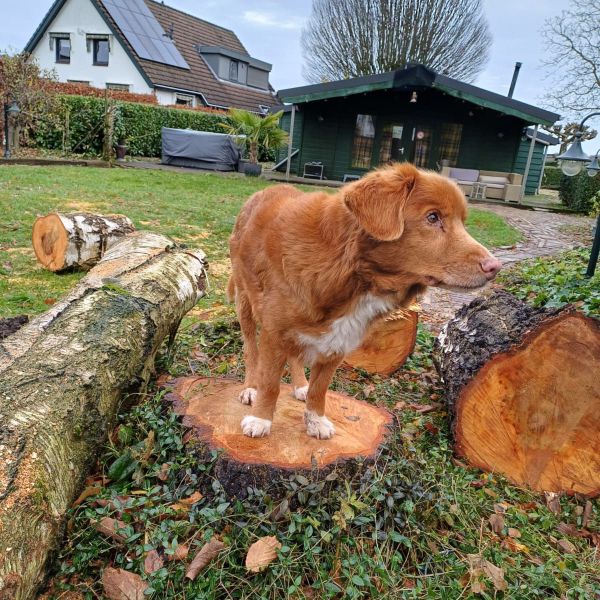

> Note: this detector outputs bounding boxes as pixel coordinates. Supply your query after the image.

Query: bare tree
[301,0,491,83]
[542,122,597,154]
[541,0,600,117]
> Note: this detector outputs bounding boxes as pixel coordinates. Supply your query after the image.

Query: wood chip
[185,538,226,580]
[245,536,282,573]
[144,549,163,574]
[94,517,128,543]
[102,567,148,600]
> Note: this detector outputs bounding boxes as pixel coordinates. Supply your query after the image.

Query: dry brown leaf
[245,536,282,573]
[139,431,155,465]
[185,538,226,580]
[94,517,128,543]
[488,513,505,534]
[144,549,163,574]
[501,537,529,553]
[102,567,148,600]
[544,492,561,515]
[493,502,510,514]
[557,522,580,537]
[407,402,440,414]
[557,539,576,554]
[167,543,189,562]
[508,528,521,538]
[157,463,170,481]
[467,554,507,593]
[482,560,508,591]
[73,485,102,507]
[582,501,593,529]
[178,491,203,506]
[362,384,375,399]
[394,401,407,410]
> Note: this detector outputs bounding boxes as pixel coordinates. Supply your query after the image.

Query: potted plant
[115,136,128,161]
[221,109,287,176]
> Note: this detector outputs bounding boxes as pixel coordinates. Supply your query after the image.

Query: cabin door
[377,123,409,164]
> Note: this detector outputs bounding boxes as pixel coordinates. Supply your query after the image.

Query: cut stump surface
[167,377,392,479]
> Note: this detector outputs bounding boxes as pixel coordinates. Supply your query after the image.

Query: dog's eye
[426,212,440,224]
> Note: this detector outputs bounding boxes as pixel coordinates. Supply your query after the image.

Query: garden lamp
[587,150,599,177]
[3,99,21,160]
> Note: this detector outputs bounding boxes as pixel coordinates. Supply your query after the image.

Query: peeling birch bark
[434,291,600,496]
[0,232,207,599]
[32,212,135,272]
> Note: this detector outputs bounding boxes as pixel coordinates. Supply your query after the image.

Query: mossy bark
[0,232,207,599]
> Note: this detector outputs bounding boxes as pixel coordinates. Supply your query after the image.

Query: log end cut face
[32,213,69,271]
[167,378,392,470]
[345,310,418,375]
[456,313,600,496]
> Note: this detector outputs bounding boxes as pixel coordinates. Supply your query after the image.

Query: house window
[67,80,90,86]
[351,114,376,169]
[106,83,130,92]
[229,60,239,82]
[55,37,71,64]
[93,39,110,66]
[175,93,194,106]
[437,123,463,167]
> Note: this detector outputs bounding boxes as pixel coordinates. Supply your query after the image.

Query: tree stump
[344,309,418,375]
[435,291,600,496]
[32,212,135,272]
[166,377,392,498]
[0,232,207,599]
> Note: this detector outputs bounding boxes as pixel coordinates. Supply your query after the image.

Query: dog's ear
[343,163,418,241]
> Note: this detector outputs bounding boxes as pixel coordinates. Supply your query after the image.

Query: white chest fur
[298,293,392,364]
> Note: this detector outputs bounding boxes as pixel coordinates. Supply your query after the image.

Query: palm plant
[221,109,287,164]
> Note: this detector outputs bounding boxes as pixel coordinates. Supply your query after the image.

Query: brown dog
[228,163,501,439]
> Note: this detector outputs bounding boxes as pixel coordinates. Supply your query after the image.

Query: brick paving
[420,203,595,331]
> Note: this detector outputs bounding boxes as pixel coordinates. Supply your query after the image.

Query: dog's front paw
[304,410,335,440]
[239,387,257,405]
[293,385,309,402]
[241,415,272,438]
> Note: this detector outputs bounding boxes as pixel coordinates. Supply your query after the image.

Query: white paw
[294,385,309,402]
[239,387,257,405]
[304,410,335,440]
[241,415,272,438]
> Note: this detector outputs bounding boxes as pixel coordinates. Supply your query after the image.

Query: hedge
[541,166,561,190]
[559,170,600,213]
[34,94,231,157]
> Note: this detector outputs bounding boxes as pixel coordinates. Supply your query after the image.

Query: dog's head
[343,163,501,290]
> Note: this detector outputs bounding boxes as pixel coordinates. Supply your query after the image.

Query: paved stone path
[420,203,594,332]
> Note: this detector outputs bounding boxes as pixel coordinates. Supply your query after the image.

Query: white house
[25,0,279,112]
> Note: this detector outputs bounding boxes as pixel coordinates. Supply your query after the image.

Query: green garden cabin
[276,64,559,197]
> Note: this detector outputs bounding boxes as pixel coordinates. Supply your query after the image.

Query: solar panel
[100,0,190,70]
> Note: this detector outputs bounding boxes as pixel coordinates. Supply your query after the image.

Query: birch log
[0,232,207,599]
[435,291,600,496]
[32,212,135,272]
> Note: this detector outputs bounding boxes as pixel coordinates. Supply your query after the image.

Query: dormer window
[229,60,239,82]
[198,46,271,91]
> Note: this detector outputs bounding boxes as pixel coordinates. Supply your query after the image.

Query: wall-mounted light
[409,91,418,103]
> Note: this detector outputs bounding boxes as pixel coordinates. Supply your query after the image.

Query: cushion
[479,175,509,185]
[483,183,505,189]
[448,168,479,182]
[456,180,476,185]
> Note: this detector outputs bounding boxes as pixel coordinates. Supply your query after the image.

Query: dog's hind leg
[288,355,309,401]
[236,291,259,406]
[241,330,287,438]
[303,358,341,440]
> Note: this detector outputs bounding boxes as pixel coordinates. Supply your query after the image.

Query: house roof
[526,128,560,146]
[25,0,279,112]
[278,65,559,126]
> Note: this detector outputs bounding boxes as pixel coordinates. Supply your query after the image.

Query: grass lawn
[2,165,598,599]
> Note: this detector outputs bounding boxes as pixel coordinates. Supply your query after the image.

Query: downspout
[285,104,296,181]
[520,124,538,202]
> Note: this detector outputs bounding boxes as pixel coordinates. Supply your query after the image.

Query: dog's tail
[226,275,236,304]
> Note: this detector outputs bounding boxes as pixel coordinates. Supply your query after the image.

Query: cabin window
[229,60,239,82]
[55,37,71,64]
[412,127,433,168]
[93,39,110,66]
[351,114,376,169]
[437,123,463,167]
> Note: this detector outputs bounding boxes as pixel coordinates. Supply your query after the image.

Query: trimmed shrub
[46,81,158,104]
[541,166,561,189]
[559,170,600,213]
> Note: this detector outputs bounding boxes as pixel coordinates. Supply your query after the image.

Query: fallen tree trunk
[0,232,207,599]
[32,212,135,272]
[435,291,600,496]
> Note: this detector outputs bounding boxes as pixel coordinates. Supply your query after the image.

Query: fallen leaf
[488,513,505,534]
[394,401,407,410]
[102,567,148,600]
[544,492,561,515]
[508,528,521,538]
[94,517,128,543]
[493,502,510,514]
[557,539,576,554]
[407,402,440,414]
[155,373,172,388]
[582,501,593,529]
[424,421,439,434]
[139,431,155,465]
[190,347,209,362]
[73,485,102,507]
[43,298,57,305]
[362,384,375,399]
[268,498,290,522]
[144,549,163,574]
[185,538,226,580]
[467,554,507,592]
[402,578,416,589]
[167,544,189,561]
[483,488,498,498]
[157,463,170,481]
[501,537,529,553]
[178,491,203,506]
[245,536,282,573]
[557,522,580,537]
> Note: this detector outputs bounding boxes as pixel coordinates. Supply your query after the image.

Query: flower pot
[244,162,262,177]
[116,144,127,161]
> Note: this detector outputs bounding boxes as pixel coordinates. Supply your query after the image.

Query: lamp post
[556,111,600,277]
[3,99,21,160]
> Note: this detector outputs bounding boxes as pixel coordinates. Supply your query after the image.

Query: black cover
[161,128,242,171]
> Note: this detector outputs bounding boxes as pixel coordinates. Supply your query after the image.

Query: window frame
[55,37,71,64]
[93,38,110,66]
[175,93,194,107]
[229,59,239,82]
[106,83,130,92]
[351,114,377,170]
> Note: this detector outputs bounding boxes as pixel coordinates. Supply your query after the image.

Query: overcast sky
[3,0,597,150]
